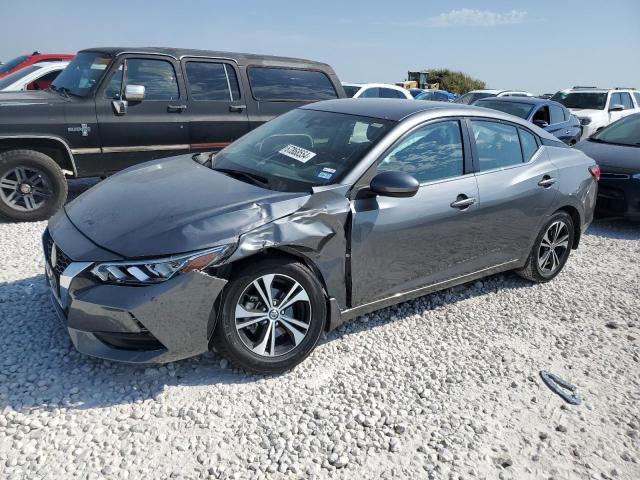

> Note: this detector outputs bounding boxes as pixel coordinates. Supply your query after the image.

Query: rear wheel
[516,211,575,283]
[0,150,67,222]
[213,258,327,374]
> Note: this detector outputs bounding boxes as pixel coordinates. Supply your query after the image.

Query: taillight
[589,165,601,181]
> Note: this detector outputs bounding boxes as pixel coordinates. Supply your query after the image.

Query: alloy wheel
[537,220,570,275]
[0,166,52,212]
[235,273,312,357]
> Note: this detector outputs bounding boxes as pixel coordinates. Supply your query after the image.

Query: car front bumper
[596,176,640,221]
[43,228,227,363]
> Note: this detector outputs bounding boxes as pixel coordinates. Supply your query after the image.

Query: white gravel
[1,182,639,479]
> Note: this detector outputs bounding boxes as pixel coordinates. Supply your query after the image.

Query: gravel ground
[1,180,639,479]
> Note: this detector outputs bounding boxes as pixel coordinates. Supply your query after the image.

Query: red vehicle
[0,52,74,78]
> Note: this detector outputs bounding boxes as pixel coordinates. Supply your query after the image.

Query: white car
[342,83,413,100]
[0,61,69,92]
[454,89,533,105]
[551,87,640,139]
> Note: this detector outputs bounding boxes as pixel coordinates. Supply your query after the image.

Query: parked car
[0,47,345,222]
[538,93,554,100]
[575,113,640,221]
[44,98,598,373]
[475,97,582,145]
[0,61,69,92]
[551,87,640,139]
[0,52,74,78]
[342,83,413,99]
[414,89,457,102]
[408,88,425,98]
[455,89,534,105]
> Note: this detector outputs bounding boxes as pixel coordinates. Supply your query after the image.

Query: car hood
[568,108,606,118]
[0,89,65,104]
[64,155,311,258]
[575,140,640,171]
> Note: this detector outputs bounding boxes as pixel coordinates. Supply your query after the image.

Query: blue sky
[2,0,639,93]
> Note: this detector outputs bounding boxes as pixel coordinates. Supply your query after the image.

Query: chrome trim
[342,259,520,318]
[57,262,92,309]
[0,102,48,107]
[102,144,190,153]
[0,135,78,176]
[71,148,101,155]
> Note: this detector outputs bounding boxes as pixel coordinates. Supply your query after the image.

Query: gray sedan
[44,99,599,373]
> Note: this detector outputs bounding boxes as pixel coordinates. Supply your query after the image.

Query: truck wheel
[0,150,68,222]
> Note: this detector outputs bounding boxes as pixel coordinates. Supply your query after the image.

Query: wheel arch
[554,205,581,249]
[0,136,77,176]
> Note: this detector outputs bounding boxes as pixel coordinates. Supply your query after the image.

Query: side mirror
[608,104,624,112]
[369,171,419,198]
[533,120,549,128]
[125,84,145,102]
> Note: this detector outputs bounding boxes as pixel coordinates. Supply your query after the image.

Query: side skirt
[328,259,522,330]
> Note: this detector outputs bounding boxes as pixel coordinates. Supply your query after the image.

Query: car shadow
[585,217,640,240]
[0,270,532,413]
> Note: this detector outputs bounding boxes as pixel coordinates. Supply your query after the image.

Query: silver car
[44,99,599,373]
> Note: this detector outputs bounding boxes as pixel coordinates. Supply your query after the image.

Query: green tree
[427,69,486,95]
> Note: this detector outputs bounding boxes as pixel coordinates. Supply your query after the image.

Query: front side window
[633,92,640,107]
[185,62,240,101]
[124,58,179,101]
[610,93,622,107]
[51,52,111,97]
[359,87,380,98]
[211,109,393,192]
[247,67,337,101]
[379,88,404,99]
[471,120,523,171]
[619,92,633,109]
[551,91,607,110]
[377,120,464,183]
[549,105,565,124]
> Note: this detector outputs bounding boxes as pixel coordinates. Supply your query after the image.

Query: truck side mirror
[125,84,145,102]
[608,104,624,112]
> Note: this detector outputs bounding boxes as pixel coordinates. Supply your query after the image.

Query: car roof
[475,96,565,107]
[32,61,70,68]
[303,98,471,121]
[343,83,408,90]
[79,47,332,68]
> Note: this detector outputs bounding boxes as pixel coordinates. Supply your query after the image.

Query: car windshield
[211,108,394,192]
[50,52,111,97]
[551,91,607,110]
[455,92,493,105]
[0,55,29,74]
[0,65,40,89]
[343,85,360,97]
[476,100,533,119]
[591,114,640,147]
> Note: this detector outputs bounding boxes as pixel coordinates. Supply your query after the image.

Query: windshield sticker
[321,167,336,173]
[317,171,333,180]
[279,144,317,163]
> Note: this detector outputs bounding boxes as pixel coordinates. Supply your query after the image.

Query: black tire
[213,257,327,374]
[0,149,67,222]
[516,211,575,283]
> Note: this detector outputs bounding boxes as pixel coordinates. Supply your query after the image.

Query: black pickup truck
[0,47,345,221]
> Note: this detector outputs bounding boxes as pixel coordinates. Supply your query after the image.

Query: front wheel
[0,149,68,222]
[516,211,575,283]
[212,258,327,374]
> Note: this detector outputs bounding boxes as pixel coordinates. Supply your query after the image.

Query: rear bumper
[46,254,227,364]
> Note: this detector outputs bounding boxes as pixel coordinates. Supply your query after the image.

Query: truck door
[95,55,190,173]
[180,58,250,152]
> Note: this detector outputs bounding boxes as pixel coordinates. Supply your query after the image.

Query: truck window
[247,67,337,101]
[185,62,240,101]
[125,59,179,101]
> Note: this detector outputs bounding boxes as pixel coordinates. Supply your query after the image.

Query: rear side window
[248,67,337,101]
[471,120,523,171]
[359,87,379,98]
[377,120,464,183]
[185,62,240,101]
[518,129,538,162]
[610,92,622,107]
[549,105,565,124]
[379,88,404,99]
[619,92,633,109]
[125,58,179,101]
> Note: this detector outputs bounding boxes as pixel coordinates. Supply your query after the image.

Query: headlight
[90,244,234,285]
[632,173,640,180]
[579,117,591,126]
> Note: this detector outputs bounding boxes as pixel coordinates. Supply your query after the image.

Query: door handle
[167,104,187,113]
[229,105,247,112]
[538,175,556,188]
[450,195,477,210]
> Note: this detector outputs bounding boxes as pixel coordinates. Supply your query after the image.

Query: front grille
[600,172,631,180]
[43,229,72,285]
